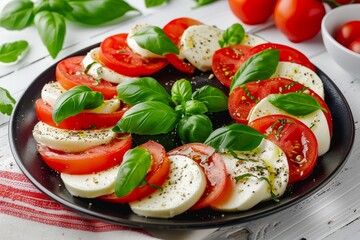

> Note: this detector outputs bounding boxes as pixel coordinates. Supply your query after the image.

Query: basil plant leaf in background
[177,114,213,143]
[34,0,73,15]
[193,0,216,8]
[34,10,66,58]
[145,0,170,7]
[52,85,104,124]
[0,41,29,64]
[219,23,245,48]
[0,0,34,30]
[0,87,16,116]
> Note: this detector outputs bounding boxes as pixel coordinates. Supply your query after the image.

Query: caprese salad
[32,17,332,219]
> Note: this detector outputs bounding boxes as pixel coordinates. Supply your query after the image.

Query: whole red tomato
[228,0,277,25]
[335,21,360,47]
[274,0,326,42]
[349,38,360,54]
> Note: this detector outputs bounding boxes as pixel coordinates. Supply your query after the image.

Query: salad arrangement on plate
[31,17,332,218]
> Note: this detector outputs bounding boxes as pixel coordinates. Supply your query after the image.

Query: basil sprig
[268,92,327,116]
[52,86,104,124]
[34,0,73,15]
[171,79,192,105]
[132,26,179,56]
[230,49,280,93]
[192,85,228,112]
[0,41,29,64]
[204,124,265,152]
[114,147,151,197]
[177,114,213,143]
[145,0,169,8]
[0,87,16,116]
[219,23,245,48]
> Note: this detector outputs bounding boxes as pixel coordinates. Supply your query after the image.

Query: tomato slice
[163,17,203,74]
[101,141,170,203]
[228,77,333,136]
[243,43,315,71]
[55,56,117,99]
[249,115,318,184]
[212,44,252,87]
[35,99,129,130]
[37,134,132,174]
[99,33,168,77]
[168,143,227,210]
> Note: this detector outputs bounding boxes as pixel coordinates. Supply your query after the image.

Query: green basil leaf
[204,124,265,152]
[117,77,171,105]
[0,87,16,116]
[177,114,213,143]
[34,0,73,15]
[114,101,179,135]
[230,49,280,93]
[34,11,66,59]
[171,79,192,105]
[0,0,34,30]
[52,85,104,124]
[66,0,139,25]
[132,26,179,55]
[145,0,169,7]
[219,23,245,48]
[268,92,327,116]
[193,0,216,8]
[114,147,151,197]
[184,100,208,115]
[0,40,29,63]
[192,85,228,112]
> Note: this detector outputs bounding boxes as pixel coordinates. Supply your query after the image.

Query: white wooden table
[1,1,360,239]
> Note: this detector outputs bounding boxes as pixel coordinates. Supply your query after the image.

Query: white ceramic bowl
[321,4,360,78]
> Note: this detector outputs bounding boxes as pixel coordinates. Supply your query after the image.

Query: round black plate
[9,44,355,229]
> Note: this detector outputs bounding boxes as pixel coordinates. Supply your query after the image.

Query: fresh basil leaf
[193,0,216,8]
[117,77,171,105]
[0,87,16,116]
[184,100,208,115]
[268,92,327,116]
[114,101,179,135]
[52,85,104,124]
[171,79,192,105]
[34,11,66,58]
[145,0,169,7]
[132,26,179,55]
[34,0,73,15]
[192,85,228,112]
[177,114,213,143]
[67,0,139,25]
[114,147,151,197]
[0,40,29,63]
[219,23,245,48]
[0,0,34,30]
[204,124,265,152]
[230,49,280,93]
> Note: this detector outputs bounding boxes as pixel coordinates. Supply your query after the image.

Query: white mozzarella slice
[180,25,223,72]
[247,95,331,156]
[82,98,121,114]
[241,33,268,46]
[61,165,120,198]
[274,62,324,99]
[127,24,165,59]
[82,48,135,84]
[211,146,270,212]
[129,155,206,218]
[33,122,116,153]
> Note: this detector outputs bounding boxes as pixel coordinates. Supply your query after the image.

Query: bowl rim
[321,4,360,59]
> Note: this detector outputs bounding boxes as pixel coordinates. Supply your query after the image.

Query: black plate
[9,44,355,229]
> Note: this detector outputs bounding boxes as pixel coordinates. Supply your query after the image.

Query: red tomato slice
[55,56,117,100]
[228,77,333,137]
[99,33,169,77]
[212,44,252,87]
[35,99,129,130]
[249,115,318,184]
[163,17,203,74]
[168,143,227,210]
[37,134,132,174]
[243,43,315,71]
[101,141,170,203]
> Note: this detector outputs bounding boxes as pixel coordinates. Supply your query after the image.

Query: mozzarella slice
[247,95,331,156]
[33,122,116,153]
[211,145,270,212]
[274,62,324,99]
[126,24,165,59]
[240,33,268,46]
[129,155,206,218]
[82,48,135,84]
[61,165,120,198]
[180,25,223,72]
